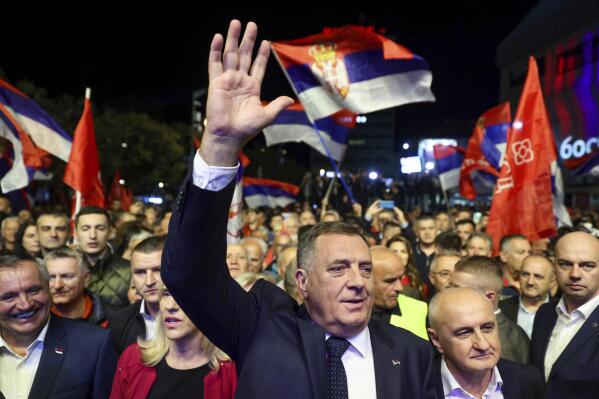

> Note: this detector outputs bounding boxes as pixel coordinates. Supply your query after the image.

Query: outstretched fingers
[263,96,295,125]
[250,40,272,84]
[223,19,242,72]
[208,33,224,81]
[238,22,258,74]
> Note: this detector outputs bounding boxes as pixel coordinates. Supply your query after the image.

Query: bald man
[531,232,599,398]
[370,246,428,340]
[428,254,460,292]
[450,256,530,363]
[428,288,544,398]
[499,255,553,337]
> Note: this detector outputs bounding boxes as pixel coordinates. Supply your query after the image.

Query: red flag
[107,170,132,211]
[487,57,557,254]
[63,89,105,210]
[459,103,511,200]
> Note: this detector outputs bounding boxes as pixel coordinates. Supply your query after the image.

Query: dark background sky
[3,2,539,134]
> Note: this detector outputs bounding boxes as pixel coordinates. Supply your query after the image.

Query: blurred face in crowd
[322,212,339,223]
[299,211,316,226]
[382,225,402,244]
[22,225,40,255]
[296,234,373,338]
[416,219,437,246]
[371,248,404,310]
[241,239,265,273]
[284,217,299,239]
[277,246,297,278]
[226,244,248,278]
[131,250,163,306]
[129,201,145,215]
[36,215,69,252]
[160,288,201,342]
[428,288,500,381]
[159,211,172,235]
[0,197,11,213]
[466,236,492,257]
[500,237,532,277]
[455,210,472,222]
[429,255,460,292]
[554,232,599,311]
[273,234,291,258]
[2,218,21,247]
[0,261,51,349]
[388,240,410,267]
[128,278,142,304]
[18,210,33,223]
[520,256,553,301]
[76,213,110,256]
[435,213,451,232]
[246,209,258,225]
[46,256,88,307]
[270,215,284,234]
[456,223,474,247]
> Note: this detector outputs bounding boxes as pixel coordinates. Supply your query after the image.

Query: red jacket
[109,344,237,399]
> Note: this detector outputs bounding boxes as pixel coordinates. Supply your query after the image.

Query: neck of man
[4,241,14,251]
[564,292,599,314]
[1,318,48,357]
[520,293,548,312]
[419,241,435,255]
[446,358,493,398]
[85,247,108,267]
[54,295,87,319]
[144,300,161,319]
[166,332,209,370]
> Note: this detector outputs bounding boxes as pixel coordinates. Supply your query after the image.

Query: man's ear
[427,328,444,354]
[295,269,309,300]
[484,290,497,304]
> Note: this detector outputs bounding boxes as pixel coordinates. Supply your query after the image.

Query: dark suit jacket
[27,315,117,399]
[162,177,437,399]
[531,301,599,399]
[108,301,145,354]
[499,296,519,323]
[433,356,544,398]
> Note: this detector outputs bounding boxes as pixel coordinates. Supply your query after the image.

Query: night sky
[3,3,539,140]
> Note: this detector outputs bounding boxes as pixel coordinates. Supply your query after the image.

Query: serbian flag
[272,26,435,121]
[243,177,300,208]
[487,57,558,252]
[263,102,356,161]
[63,89,105,211]
[0,79,71,192]
[459,103,511,200]
[107,170,133,211]
[433,145,465,191]
[228,153,250,243]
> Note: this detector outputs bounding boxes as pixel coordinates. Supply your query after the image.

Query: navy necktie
[326,336,351,399]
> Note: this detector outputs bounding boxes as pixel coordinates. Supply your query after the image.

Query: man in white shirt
[0,254,116,399]
[531,231,599,398]
[161,20,436,399]
[428,287,543,399]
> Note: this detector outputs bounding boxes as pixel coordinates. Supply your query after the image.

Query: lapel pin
[54,346,64,355]
[593,322,598,329]
[392,360,401,366]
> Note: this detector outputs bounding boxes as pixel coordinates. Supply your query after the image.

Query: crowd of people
[0,19,598,399]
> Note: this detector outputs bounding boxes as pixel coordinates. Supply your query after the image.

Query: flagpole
[271,45,357,204]
[72,87,91,237]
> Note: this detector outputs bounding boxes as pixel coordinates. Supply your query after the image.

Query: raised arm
[200,20,293,166]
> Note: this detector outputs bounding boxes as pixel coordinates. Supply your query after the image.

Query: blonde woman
[110,286,236,399]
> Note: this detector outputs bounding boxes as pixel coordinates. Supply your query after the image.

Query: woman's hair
[385,234,425,292]
[14,221,38,257]
[137,287,229,370]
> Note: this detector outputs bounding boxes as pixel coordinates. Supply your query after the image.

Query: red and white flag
[487,57,557,253]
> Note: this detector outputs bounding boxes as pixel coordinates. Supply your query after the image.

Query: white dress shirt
[517,295,549,338]
[441,358,504,399]
[326,328,377,399]
[192,151,378,398]
[544,294,599,380]
[0,318,50,399]
[140,299,157,340]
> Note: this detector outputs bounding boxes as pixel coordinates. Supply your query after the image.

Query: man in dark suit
[162,20,436,398]
[531,231,599,398]
[0,254,117,399]
[428,287,544,398]
[499,255,553,338]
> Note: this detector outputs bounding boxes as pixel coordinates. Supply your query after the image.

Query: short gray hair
[297,222,366,272]
[0,254,49,283]
[44,247,88,274]
[1,216,20,231]
[466,232,493,251]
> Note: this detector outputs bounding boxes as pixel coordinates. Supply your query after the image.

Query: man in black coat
[428,288,544,398]
[161,20,436,399]
[531,231,599,398]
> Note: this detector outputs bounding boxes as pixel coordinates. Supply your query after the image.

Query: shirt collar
[0,316,50,356]
[441,357,503,398]
[325,326,370,358]
[518,295,549,314]
[556,293,599,320]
